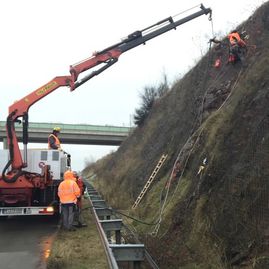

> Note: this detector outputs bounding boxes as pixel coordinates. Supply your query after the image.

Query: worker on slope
[58,170,81,231]
[227,30,246,64]
[210,30,247,66]
[48,127,62,150]
[72,171,87,228]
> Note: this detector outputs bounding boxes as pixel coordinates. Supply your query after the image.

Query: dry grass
[47,199,108,269]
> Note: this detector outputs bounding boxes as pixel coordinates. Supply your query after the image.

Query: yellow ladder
[132,154,168,209]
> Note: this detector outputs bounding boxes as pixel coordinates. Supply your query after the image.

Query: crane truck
[0,5,212,217]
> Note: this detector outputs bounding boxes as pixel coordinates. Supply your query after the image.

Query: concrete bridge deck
[0,121,131,146]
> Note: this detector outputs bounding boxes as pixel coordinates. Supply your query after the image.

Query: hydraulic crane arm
[3,4,212,181]
[5,76,73,174]
[70,4,212,89]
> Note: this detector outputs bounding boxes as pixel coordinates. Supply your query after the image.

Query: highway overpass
[0,121,131,147]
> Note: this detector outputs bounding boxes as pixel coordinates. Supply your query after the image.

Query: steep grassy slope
[84,3,269,268]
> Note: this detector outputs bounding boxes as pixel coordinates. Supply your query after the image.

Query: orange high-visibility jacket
[58,179,80,204]
[48,134,61,149]
[228,32,246,47]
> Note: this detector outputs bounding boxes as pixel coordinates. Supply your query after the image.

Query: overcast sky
[0,0,266,171]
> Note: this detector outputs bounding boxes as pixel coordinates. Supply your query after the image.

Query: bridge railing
[0,121,132,134]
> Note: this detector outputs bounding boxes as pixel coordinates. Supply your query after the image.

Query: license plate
[1,208,23,215]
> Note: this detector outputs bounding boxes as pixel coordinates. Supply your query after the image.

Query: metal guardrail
[85,182,151,269]
[87,192,119,269]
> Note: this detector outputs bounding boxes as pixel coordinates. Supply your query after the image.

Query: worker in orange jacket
[48,127,62,150]
[73,171,87,227]
[228,30,246,47]
[227,30,246,63]
[58,170,80,231]
[210,30,247,66]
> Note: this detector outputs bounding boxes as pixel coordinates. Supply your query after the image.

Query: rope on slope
[152,65,245,237]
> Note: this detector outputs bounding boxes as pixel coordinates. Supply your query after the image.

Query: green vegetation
[47,200,108,269]
[134,73,170,126]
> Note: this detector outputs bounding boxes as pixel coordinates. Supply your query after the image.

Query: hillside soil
[84,2,269,269]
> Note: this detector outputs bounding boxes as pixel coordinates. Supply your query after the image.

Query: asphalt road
[0,216,58,269]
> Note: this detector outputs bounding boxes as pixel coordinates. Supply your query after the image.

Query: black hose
[83,205,159,226]
[2,111,25,183]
